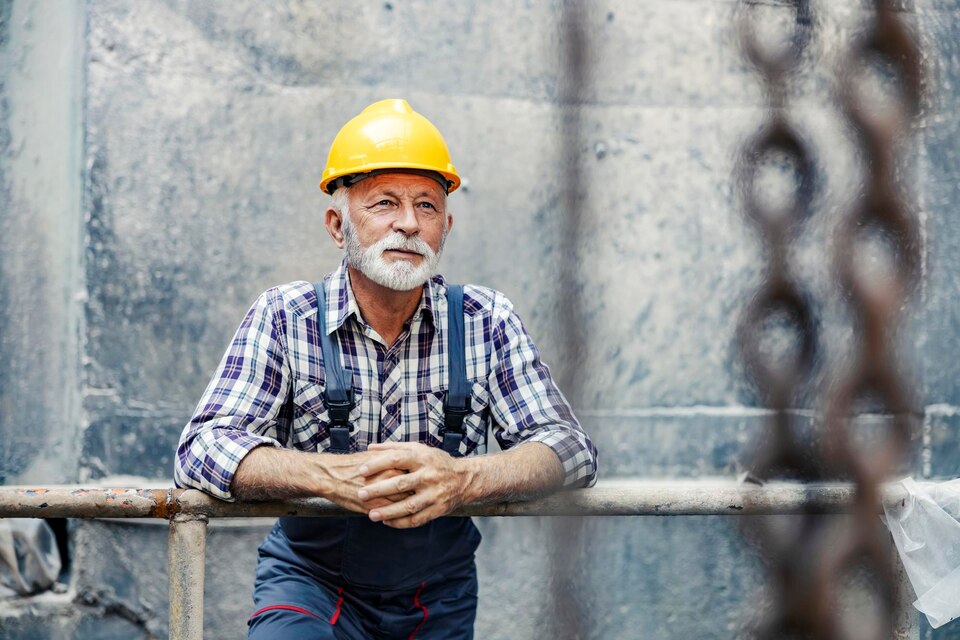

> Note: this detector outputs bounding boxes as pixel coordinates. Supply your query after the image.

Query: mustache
[373,232,435,257]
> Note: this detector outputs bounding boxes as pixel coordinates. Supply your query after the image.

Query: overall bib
[248,284,481,639]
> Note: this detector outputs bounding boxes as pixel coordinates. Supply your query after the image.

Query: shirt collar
[324,259,440,335]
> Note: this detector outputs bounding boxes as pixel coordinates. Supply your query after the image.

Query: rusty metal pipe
[0,482,911,519]
[176,483,910,517]
[168,513,208,640]
[0,482,918,637]
[0,486,178,518]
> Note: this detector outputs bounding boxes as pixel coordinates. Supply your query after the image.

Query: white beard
[342,216,446,291]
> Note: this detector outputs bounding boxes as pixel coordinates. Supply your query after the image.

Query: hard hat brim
[321,162,460,195]
[322,168,456,195]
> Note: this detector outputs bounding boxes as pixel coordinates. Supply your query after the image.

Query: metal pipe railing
[0,480,911,519]
[0,481,918,639]
[168,513,207,640]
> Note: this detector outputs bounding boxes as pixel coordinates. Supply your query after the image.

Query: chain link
[818,1,923,637]
[736,0,819,483]
[738,1,922,637]
[736,2,826,637]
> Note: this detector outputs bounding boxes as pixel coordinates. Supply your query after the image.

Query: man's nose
[391,202,420,236]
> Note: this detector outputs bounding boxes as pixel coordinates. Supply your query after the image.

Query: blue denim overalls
[248,284,481,639]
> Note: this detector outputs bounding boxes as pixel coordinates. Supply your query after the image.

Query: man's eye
[376,200,393,207]
[417,202,435,210]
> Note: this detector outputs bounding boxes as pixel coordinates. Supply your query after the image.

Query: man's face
[328,173,453,291]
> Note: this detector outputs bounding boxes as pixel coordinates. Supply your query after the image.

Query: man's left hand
[357,442,472,529]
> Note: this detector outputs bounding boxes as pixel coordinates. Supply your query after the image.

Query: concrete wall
[2,0,960,638]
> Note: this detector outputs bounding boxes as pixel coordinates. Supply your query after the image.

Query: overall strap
[442,284,470,456]
[314,281,354,453]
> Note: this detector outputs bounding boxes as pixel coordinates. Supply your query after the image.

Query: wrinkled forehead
[349,173,448,203]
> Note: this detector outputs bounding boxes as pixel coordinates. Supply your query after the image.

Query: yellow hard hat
[320,99,461,195]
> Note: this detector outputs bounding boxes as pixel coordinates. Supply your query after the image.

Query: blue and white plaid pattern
[175,261,598,500]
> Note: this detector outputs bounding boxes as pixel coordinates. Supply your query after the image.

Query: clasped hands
[326,442,472,529]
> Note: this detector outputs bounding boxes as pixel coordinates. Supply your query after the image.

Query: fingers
[365,468,405,484]
[366,441,423,451]
[381,513,437,529]
[359,470,421,501]
[357,449,420,477]
[331,491,409,513]
[313,451,420,514]
[363,469,414,503]
[358,442,439,478]
[367,494,442,529]
[352,443,462,527]
[362,496,404,510]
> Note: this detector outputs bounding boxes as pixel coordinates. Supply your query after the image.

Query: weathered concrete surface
[0,1,84,486]
[3,0,960,637]
[71,518,272,640]
[917,2,960,411]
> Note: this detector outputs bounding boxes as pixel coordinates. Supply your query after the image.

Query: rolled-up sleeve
[174,289,290,500]
[486,304,598,488]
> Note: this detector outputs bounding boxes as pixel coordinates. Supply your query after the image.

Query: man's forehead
[352,173,447,200]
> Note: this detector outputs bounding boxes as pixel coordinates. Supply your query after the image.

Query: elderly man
[175,99,597,639]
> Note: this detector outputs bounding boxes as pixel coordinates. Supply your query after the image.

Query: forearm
[459,441,564,505]
[230,445,409,512]
[230,446,326,501]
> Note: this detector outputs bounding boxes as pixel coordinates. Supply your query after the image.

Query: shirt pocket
[291,377,364,452]
[424,382,491,456]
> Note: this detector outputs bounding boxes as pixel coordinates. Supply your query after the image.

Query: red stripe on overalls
[249,586,345,626]
[329,587,345,625]
[249,604,322,621]
[409,582,429,639]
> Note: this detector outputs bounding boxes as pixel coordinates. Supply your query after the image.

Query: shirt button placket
[379,349,402,442]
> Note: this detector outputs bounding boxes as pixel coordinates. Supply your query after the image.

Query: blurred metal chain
[737,1,923,638]
[551,2,589,638]
[819,0,923,637]
[736,2,825,637]
[737,0,819,483]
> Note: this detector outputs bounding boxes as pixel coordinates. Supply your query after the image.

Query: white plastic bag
[883,477,960,628]
[0,519,62,598]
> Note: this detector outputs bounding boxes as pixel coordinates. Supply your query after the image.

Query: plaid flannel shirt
[175,261,598,500]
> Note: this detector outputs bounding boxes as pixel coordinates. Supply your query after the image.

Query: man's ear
[446,211,454,234]
[325,207,346,249]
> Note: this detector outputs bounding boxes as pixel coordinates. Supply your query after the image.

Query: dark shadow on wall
[0,0,20,486]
